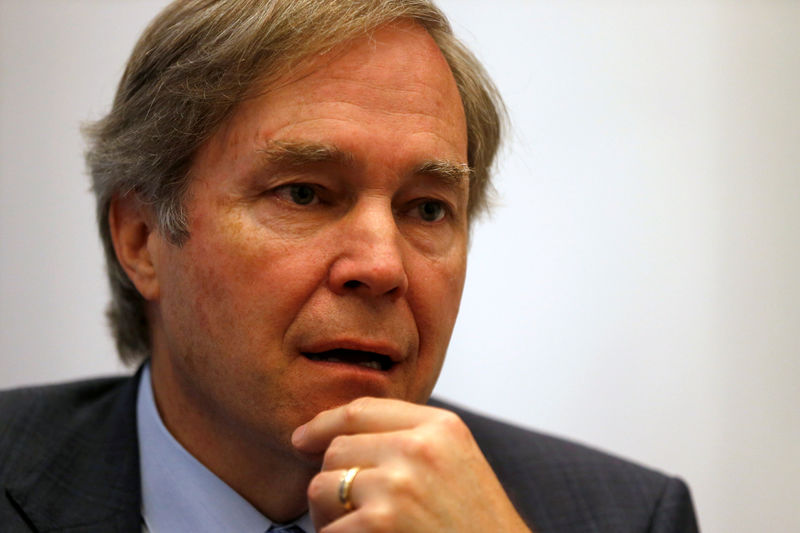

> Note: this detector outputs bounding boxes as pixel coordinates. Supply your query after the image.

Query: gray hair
[84,0,505,364]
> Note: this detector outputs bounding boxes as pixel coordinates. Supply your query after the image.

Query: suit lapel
[6,371,143,533]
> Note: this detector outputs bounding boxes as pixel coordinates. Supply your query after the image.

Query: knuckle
[437,409,463,429]
[322,435,349,469]
[343,397,370,422]
[398,431,429,459]
[386,467,409,491]
[328,435,347,455]
[307,473,327,502]
[362,503,396,533]
[436,409,470,438]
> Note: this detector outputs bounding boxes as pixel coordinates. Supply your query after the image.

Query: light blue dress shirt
[137,364,315,532]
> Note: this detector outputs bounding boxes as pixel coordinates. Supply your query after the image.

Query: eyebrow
[414,159,472,187]
[256,140,471,185]
[256,140,354,167]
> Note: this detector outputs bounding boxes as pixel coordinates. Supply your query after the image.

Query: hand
[291,397,532,533]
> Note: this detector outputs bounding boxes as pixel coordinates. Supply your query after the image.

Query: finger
[292,397,442,453]
[318,507,377,533]
[307,469,347,529]
[319,432,387,472]
[318,495,411,533]
[308,467,374,532]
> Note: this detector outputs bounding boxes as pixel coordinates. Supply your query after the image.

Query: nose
[328,201,409,298]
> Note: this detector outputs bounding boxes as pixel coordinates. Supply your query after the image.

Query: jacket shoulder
[0,376,142,532]
[0,376,134,481]
[429,398,699,532]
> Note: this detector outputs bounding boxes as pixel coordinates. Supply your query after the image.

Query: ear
[108,194,161,301]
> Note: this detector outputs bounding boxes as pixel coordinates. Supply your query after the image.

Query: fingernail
[291,424,306,446]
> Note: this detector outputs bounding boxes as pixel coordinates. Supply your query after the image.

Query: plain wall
[1,1,798,531]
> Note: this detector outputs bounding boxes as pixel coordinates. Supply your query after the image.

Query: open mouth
[303,348,395,371]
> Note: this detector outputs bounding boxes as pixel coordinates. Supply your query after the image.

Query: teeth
[307,354,343,363]
[357,360,381,370]
[304,353,386,370]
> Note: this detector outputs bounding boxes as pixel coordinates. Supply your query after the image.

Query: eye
[275,184,318,206]
[413,200,446,222]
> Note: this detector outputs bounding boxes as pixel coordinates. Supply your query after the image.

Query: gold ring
[338,466,360,512]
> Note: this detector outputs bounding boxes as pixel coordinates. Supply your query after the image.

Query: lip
[298,338,406,364]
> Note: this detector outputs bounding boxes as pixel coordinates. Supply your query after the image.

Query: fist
[292,397,531,533]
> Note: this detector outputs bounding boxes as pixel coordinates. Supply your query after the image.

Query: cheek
[412,252,467,349]
[160,217,329,356]
[405,267,464,403]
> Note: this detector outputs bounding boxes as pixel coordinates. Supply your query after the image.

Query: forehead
[286,22,462,114]
[203,22,468,167]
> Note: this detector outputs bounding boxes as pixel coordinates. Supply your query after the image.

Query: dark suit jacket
[0,372,699,532]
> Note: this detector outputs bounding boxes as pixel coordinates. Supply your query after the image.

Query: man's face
[147,23,469,455]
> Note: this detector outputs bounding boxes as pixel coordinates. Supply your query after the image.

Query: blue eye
[277,184,317,205]
[416,201,445,222]
[289,184,316,205]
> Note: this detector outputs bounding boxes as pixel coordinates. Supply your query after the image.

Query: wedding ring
[338,466,360,512]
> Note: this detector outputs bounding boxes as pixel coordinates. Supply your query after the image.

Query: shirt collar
[136,363,314,533]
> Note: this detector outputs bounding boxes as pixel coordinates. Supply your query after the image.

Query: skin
[110,21,529,532]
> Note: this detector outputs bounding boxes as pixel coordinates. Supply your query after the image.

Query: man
[0,1,698,532]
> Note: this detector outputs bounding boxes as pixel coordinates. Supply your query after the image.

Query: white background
[1,1,798,531]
